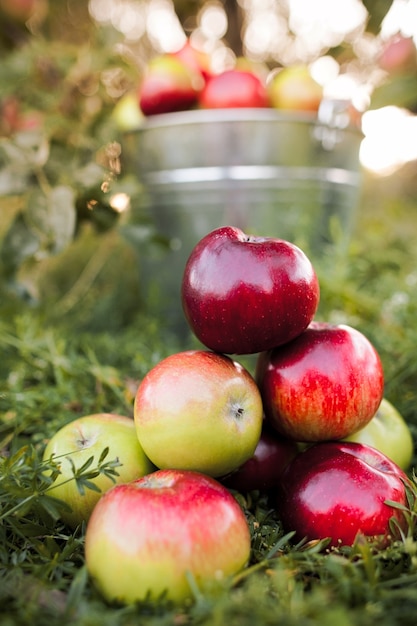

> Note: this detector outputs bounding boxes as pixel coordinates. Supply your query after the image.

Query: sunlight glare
[287,0,367,56]
[360,106,417,175]
[381,0,417,41]
[199,3,228,40]
[146,0,186,52]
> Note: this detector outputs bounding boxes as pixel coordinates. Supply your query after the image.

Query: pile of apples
[43,226,414,606]
[137,39,324,116]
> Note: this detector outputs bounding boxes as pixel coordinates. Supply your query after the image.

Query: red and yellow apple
[276,441,410,548]
[85,469,251,604]
[181,226,320,355]
[173,39,212,81]
[268,65,323,113]
[134,349,263,477]
[43,413,155,528]
[138,54,203,116]
[256,321,384,442]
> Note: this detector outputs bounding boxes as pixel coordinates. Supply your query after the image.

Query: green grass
[2,174,417,625]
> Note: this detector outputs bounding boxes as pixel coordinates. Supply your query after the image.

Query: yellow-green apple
[276,441,410,548]
[85,469,251,604]
[134,350,263,477]
[268,65,323,113]
[220,424,298,493]
[43,413,155,528]
[198,69,270,109]
[112,91,143,131]
[343,398,414,470]
[138,54,203,116]
[181,226,320,355]
[256,321,384,442]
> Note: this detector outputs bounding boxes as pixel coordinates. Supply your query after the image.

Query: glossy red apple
[134,349,263,477]
[181,226,320,355]
[138,54,203,116]
[256,321,384,442]
[198,69,270,109]
[85,469,251,604]
[276,441,410,548]
[221,425,298,493]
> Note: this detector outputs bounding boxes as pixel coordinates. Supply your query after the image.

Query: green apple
[343,398,414,470]
[112,91,143,132]
[43,413,155,528]
[134,350,264,478]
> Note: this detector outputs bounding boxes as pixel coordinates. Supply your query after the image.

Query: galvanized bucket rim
[130,107,363,138]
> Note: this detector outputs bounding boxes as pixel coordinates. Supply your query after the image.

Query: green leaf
[362,0,394,34]
[369,74,417,111]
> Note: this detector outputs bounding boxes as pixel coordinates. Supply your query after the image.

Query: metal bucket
[123,108,363,336]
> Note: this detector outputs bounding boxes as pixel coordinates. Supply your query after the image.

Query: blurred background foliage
[1,0,417,337]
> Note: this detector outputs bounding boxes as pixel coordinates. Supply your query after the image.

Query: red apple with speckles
[181,226,320,355]
[198,69,270,109]
[221,425,298,493]
[276,441,410,548]
[85,469,251,604]
[256,321,384,442]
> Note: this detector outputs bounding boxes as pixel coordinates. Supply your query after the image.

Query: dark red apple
[138,54,203,116]
[181,226,320,355]
[221,425,298,493]
[276,441,410,548]
[256,321,384,442]
[198,69,270,109]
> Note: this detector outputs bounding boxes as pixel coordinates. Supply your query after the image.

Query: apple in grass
[134,349,263,478]
[181,226,320,355]
[220,424,298,493]
[198,69,270,109]
[343,397,414,470]
[138,54,203,116]
[43,413,155,528]
[85,469,251,604]
[256,321,384,442]
[276,441,410,548]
